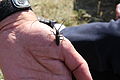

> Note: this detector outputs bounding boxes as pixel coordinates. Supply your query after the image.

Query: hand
[116,3,120,19]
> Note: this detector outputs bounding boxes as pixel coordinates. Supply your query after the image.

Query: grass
[30,0,79,26]
[0,71,4,80]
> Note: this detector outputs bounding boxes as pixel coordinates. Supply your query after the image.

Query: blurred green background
[30,0,120,26]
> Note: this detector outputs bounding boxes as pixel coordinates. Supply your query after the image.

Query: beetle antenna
[58,19,65,30]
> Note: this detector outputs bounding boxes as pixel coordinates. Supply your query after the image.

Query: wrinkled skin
[0,10,92,80]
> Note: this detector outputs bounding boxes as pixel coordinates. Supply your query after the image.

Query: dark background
[74,0,120,23]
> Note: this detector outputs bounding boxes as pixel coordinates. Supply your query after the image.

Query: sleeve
[61,19,120,78]
[61,19,120,41]
[107,19,120,36]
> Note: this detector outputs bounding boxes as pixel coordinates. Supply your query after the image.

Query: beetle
[51,20,65,46]
[54,27,63,46]
[39,17,65,46]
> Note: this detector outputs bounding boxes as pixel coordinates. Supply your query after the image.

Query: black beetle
[39,17,64,46]
[52,21,65,46]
